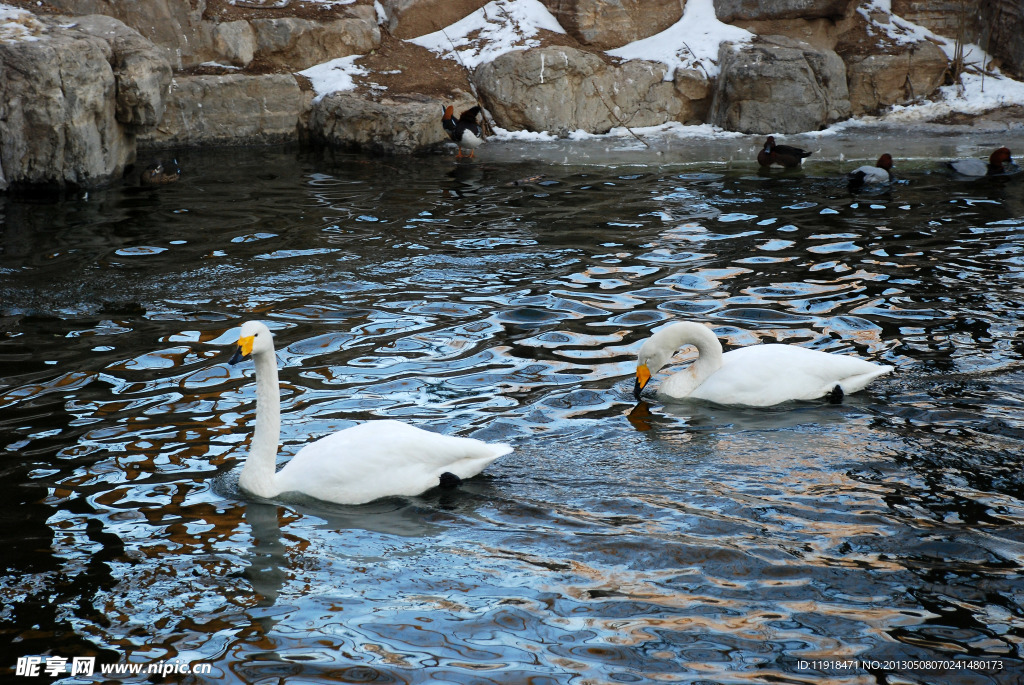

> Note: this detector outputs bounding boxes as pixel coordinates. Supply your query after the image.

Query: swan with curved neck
[634,321,893,407]
[228,321,511,504]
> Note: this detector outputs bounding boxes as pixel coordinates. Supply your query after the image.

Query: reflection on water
[2,146,1023,682]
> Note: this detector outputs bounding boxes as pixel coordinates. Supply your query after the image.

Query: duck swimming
[227,321,511,504]
[633,321,893,407]
[757,136,812,168]
[847,153,894,190]
[946,147,1014,176]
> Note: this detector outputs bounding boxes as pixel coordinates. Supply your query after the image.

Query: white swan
[228,321,511,504]
[633,321,893,407]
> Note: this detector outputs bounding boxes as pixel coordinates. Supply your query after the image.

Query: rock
[46,0,206,69]
[978,0,1024,78]
[251,7,380,70]
[380,0,489,40]
[208,20,257,68]
[841,39,947,115]
[708,36,850,133]
[891,0,980,42]
[137,74,309,147]
[307,92,476,155]
[674,68,713,124]
[0,13,175,190]
[713,0,857,22]
[540,0,683,50]
[72,15,172,127]
[723,16,852,50]
[474,46,703,134]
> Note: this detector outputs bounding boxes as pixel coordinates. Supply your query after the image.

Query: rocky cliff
[0,0,1012,191]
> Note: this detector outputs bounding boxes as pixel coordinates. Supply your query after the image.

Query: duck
[946,147,1015,176]
[757,136,812,168]
[442,105,484,159]
[140,159,181,186]
[847,153,894,190]
[227,321,511,505]
[633,321,893,407]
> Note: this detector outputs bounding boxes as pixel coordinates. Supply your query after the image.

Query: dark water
[2,144,1023,684]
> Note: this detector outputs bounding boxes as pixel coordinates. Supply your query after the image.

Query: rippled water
[2,142,1024,683]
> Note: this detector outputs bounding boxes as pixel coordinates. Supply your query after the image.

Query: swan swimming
[227,321,511,504]
[633,321,893,407]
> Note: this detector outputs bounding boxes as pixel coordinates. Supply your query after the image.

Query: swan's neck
[239,349,282,498]
[658,323,725,395]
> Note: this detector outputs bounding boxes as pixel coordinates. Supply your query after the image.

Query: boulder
[708,36,850,133]
[978,0,1024,78]
[891,0,980,42]
[723,16,852,50]
[72,15,172,127]
[0,13,173,190]
[137,74,308,148]
[380,0,489,40]
[207,20,257,68]
[713,0,857,22]
[540,0,683,50]
[46,0,206,69]
[474,46,705,134]
[251,7,380,70]
[841,40,948,115]
[307,92,476,155]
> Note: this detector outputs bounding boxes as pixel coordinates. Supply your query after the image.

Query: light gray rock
[251,7,380,70]
[540,0,683,50]
[72,15,172,127]
[474,46,704,134]
[709,36,850,134]
[208,20,257,68]
[138,74,309,147]
[307,92,476,155]
[46,0,207,69]
[713,0,856,22]
[0,13,175,190]
[842,39,947,115]
[380,0,488,39]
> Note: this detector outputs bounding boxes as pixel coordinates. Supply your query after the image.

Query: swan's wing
[690,344,891,406]
[275,420,510,503]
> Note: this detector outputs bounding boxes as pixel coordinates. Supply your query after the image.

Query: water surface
[2,142,1023,683]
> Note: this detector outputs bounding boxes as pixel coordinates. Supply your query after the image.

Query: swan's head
[633,331,675,400]
[229,321,274,365]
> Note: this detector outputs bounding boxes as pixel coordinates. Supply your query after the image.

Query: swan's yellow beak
[633,364,651,401]
[229,335,255,365]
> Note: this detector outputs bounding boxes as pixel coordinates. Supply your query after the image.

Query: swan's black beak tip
[632,379,644,401]
[228,348,250,365]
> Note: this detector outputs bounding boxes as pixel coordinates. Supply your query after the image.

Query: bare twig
[678,40,710,81]
[589,77,650,148]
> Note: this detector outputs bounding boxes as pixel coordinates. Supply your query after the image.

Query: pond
[2,136,1023,683]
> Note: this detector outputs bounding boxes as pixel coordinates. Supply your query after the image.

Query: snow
[607,0,752,79]
[0,3,42,42]
[409,0,564,70]
[299,55,368,102]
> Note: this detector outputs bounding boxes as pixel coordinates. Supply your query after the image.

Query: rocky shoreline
[1,0,1022,191]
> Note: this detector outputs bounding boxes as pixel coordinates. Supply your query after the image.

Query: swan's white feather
[638,322,892,407]
[231,321,510,504]
[683,344,890,406]
[275,420,510,504]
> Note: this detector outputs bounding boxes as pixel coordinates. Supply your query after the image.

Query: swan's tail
[450,442,512,480]
[840,364,894,394]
